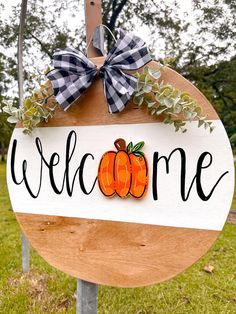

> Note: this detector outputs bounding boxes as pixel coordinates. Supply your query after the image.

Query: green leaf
[24,98,32,110]
[33,117,41,125]
[156,107,167,115]
[138,151,145,157]
[195,106,202,115]
[2,107,12,114]
[7,116,19,123]
[23,129,30,135]
[133,141,145,152]
[150,108,156,115]
[139,74,147,82]
[144,95,153,103]
[173,104,182,114]
[145,73,151,84]
[143,84,152,93]
[127,142,133,153]
[163,97,174,108]
[181,92,191,101]
[147,101,156,108]
[155,93,162,102]
[152,83,159,93]
[37,106,46,116]
[133,151,144,157]
[167,111,178,117]
[137,81,144,91]
[184,111,192,120]
[148,67,161,79]
[133,95,144,106]
[135,90,145,97]
[44,66,51,75]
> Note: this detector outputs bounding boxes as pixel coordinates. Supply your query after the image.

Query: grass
[0,160,236,313]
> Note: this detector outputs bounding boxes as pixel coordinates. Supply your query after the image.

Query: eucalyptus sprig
[1,82,59,134]
[133,65,214,133]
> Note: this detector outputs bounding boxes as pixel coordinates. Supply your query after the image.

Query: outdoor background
[0,0,235,313]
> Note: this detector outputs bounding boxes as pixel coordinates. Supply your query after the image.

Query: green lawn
[0,161,236,313]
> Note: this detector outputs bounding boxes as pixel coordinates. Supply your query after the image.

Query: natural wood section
[34,59,218,129]
[85,0,102,58]
[16,213,218,287]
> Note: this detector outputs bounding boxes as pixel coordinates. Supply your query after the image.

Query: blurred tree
[187,56,236,146]
[0,48,14,160]
[0,112,14,161]
[0,0,235,148]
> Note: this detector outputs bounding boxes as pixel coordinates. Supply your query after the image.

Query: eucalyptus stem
[132,65,214,133]
[1,82,59,135]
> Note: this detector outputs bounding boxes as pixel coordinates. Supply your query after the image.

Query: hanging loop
[87,24,117,57]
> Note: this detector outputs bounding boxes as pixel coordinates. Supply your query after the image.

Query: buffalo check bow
[47,29,152,113]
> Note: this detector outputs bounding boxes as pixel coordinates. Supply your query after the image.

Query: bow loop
[47,48,97,110]
[54,48,96,72]
[105,29,151,71]
[47,29,152,113]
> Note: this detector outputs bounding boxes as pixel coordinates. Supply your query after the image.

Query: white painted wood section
[7,121,234,231]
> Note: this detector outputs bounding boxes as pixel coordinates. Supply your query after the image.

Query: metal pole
[22,233,30,273]
[18,0,30,273]
[76,1,103,313]
[76,280,98,314]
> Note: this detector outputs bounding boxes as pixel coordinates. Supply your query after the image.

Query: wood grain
[14,59,221,287]
[16,213,219,287]
[85,0,103,58]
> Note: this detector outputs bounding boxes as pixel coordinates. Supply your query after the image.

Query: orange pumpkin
[98,139,148,200]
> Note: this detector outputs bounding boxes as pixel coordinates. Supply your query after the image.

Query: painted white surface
[7,121,234,231]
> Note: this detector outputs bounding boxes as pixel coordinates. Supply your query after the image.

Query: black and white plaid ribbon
[47,29,152,113]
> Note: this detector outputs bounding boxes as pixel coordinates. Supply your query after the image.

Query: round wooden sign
[7,59,234,287]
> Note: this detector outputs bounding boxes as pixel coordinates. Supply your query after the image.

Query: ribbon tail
[103,69,137,113]
[100,29,151,113]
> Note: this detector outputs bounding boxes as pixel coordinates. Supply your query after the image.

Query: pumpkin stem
[114,138,126,151]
